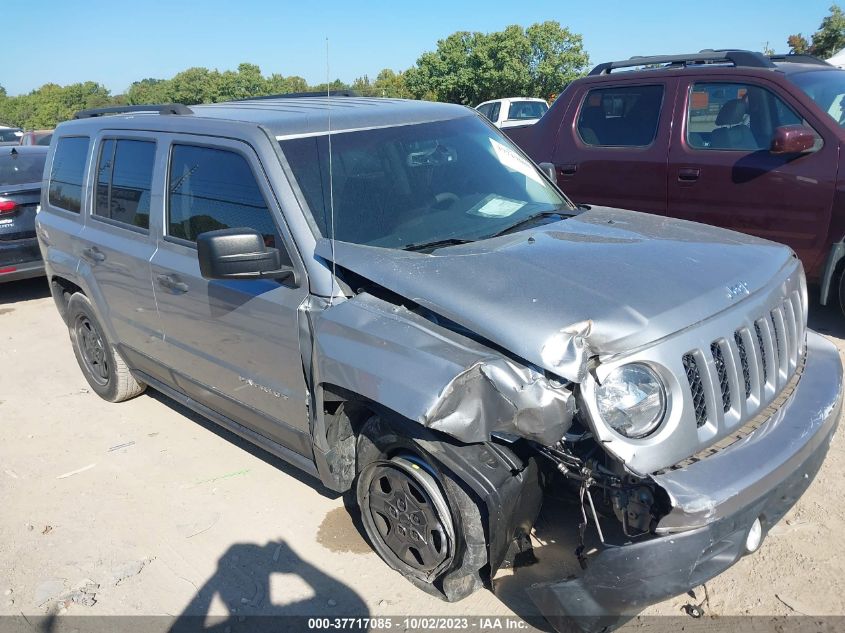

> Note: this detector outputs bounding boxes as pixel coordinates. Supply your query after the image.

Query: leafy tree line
[0,21,586,129]
[789,4,845,58]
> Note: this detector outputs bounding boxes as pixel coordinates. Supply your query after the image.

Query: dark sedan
[1,146,47,282]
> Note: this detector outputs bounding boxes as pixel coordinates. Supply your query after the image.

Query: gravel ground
[0,277,843,632]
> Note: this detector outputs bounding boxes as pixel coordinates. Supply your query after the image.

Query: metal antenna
[326,37,337,306]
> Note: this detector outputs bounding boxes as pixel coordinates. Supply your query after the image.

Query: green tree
[788,4,845,58]
[812,4,845,57]
[405,22,588,105]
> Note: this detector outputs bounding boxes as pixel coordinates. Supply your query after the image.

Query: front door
[551,80,675,214]
[667,78,838,279]
[150,137,311,456]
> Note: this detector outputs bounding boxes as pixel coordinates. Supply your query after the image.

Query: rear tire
[355,415,487,602]
[67,293,146,403]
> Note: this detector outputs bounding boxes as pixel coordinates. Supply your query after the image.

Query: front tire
[67,293,145,403]
[356,415,487,602]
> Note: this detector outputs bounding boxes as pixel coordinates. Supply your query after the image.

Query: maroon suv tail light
[0,198,17,214]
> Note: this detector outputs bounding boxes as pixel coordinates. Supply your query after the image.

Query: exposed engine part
[533,435,668,558]
[612,485,656,538]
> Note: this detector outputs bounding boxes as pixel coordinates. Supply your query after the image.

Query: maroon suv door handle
[678,168,701,182]
[558,163,578,176]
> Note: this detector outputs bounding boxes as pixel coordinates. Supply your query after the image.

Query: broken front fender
[311,293,575,445]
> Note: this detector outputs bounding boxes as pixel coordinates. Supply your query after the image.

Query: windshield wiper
[487,210,568,238]
[402,237,474,252]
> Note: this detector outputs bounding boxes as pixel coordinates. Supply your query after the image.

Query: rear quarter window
[49,136,90,213]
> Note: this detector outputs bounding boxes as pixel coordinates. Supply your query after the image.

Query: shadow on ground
[0,276,50,305]
[168,539,369,632]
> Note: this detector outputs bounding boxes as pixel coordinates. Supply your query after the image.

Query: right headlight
[594,363,666,438]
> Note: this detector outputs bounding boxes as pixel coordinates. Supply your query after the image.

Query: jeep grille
[681,290,805,430]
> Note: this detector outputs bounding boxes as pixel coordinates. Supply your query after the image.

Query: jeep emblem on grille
[726,281,750,299]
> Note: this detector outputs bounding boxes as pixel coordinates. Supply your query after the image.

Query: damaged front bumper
[530,329,842,632]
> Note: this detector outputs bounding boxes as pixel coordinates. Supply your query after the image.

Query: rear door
[551,79,675,214]
[76,133,163,359]
[667,76,838,277]
[149,136,312,456]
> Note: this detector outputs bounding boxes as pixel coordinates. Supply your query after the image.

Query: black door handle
[678,168,701,182]
[156,274,188,294]
[559,163,578,176]
[82,246,106,263]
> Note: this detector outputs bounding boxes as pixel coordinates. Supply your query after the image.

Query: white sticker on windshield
[470,196,524,218]
[489,138,544,185]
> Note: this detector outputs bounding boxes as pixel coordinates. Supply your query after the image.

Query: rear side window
[95,139,156,230]
[577,85,664,147]
[48,136,90,213]
[687,82,808,151]
[167,144,280,247]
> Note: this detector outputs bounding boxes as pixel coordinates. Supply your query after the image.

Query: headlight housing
[594,363,666,438]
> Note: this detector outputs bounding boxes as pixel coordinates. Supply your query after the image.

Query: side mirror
[197,227,295,283]
[538,162,558,185]
[770,125,816,154]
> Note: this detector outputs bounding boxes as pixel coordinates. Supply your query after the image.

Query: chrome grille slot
[770,307,789,384]
[683,353,708,428]
[734,330,751,398]
[754,321,768,384]
[710,341,731,413]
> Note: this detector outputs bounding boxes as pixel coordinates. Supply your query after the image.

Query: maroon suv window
[577,85,664,147]
[686,82,807,151]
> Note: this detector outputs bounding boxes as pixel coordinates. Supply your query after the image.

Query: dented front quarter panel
[309,292,576,445]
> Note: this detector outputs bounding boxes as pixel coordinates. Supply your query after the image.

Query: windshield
[507,100,548,120]
[279,116,571,249]
[0,151,46,186]
[790,69,845,127]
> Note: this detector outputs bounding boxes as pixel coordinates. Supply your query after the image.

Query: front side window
[507,100,548,120]
[48,136,90,213]
[687,82,806,151]
[577,85,664,147]
[95,139,156,230]
[167,144,280,247]
[279,115,571,249]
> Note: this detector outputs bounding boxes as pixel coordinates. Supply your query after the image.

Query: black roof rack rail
[228,90,361,102]
[74,104,193,119]
[588,50,775,76]
[768,53,832,66]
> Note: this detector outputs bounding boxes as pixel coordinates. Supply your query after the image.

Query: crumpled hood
[316,206,797,382]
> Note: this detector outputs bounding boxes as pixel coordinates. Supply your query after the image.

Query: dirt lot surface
[1,277,843,632]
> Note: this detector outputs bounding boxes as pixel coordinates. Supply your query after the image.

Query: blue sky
[0,0,836,96]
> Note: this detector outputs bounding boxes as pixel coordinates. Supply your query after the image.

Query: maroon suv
[508,50,845,313]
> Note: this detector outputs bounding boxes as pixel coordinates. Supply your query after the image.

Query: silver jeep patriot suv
[37,96,842,631]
